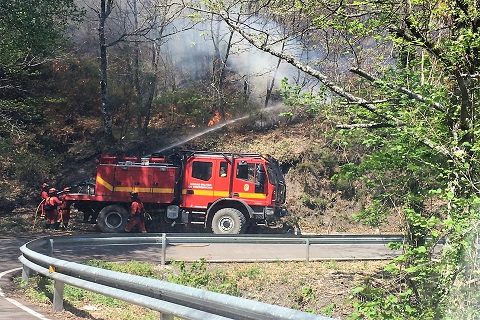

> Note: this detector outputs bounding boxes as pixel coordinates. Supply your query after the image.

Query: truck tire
[211,208,246,234]
[97,205,129,233]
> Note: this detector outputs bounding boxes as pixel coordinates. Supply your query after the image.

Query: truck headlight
[264,207,275,216]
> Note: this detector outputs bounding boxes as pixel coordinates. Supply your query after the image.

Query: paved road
[52,242,401,264]
[0,237,56,320]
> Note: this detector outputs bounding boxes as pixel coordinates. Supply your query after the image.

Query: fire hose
[32,199,45,230]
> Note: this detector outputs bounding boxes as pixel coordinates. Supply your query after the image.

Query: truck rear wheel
[211,208,246,234]
[97,205,129,233]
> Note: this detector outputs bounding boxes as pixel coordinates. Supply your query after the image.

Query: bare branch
[341,99,398,104]
[216,11,403,125]
[336,123,394,129]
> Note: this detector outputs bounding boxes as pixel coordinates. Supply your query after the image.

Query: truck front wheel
[97,205,129,233]
[211,208,246,234]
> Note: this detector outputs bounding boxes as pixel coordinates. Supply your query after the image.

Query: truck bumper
[264,206,288,221]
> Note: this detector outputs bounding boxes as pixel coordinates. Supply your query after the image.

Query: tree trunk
[264,42,284,108]
[99,0,114,140]
[142,41,159,136]
[211,15,234,121]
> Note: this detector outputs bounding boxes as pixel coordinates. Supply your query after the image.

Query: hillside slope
[152,116,403,235]
[20,110,403,235]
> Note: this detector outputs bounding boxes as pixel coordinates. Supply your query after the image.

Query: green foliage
[235,267,263,279]
[282,0,480,316]
[349,286,417,320]
[167,259,239,296]
[325,260,340,270]
[445,259,480,320]
[353,200,390,229]
[14,152,61,188]
[154,90,209,125]
[84,259,159,278]
[14,275,52,304]
[321,303,337,317]
[0,0,84,68]
[0,0,85,199]
[296,149,337,177]
[291,285,316,306]
[279,78,328,116]
[300,195,328,211]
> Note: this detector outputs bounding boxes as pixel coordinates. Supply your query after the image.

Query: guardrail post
[305,238,310,263]
[161,233,167,265]
[48,238,54,257]
[53,280,64,312]
[159,312,174,320]
[22,264,33,281]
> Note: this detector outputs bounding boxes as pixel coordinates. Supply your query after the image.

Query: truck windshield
[266,160,286,204]
[266,164,281,185]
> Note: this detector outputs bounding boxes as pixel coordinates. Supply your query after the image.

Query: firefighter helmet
[130,191,138,198]
[48,188,57,195]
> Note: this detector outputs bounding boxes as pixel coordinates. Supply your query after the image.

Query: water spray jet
[149,104,287,156]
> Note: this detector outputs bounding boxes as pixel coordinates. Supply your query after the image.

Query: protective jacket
[131,200,145,216]
[125,199,147,233]
[44,196,62,226]
[40,189,49,216]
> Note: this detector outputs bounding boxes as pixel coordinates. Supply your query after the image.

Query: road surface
[0,237,61,320]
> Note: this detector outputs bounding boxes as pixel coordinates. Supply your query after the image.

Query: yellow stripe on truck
[115,187,174,193]
[97,175,174,194]
[181,189,265,199]
[237,193,267,199]
[181,189,230,197]
[214,191,230,197]
[96,175,113,191]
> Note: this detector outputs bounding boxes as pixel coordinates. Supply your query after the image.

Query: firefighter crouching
[44,188,62,230]
[124,192,147,233]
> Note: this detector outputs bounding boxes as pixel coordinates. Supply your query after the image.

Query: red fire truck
[63,150,288,234]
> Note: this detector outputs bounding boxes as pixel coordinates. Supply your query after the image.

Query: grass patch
[167,259,240,296]
[14,259,390,320]
[85,259,159,278]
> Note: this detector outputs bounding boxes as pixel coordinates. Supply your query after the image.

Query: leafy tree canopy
[0,0,83,69]
[190,0,480,317]
[0,0,84,199]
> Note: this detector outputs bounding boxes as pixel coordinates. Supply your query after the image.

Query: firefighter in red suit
[44,188,62,230]
[124,192,147,233]
[40,183,49,217]
[58,187,71,230]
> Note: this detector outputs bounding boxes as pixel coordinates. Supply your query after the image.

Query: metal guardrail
[33,233,406,263]
[20,234,341,320]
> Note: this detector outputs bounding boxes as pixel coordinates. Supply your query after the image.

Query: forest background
[1,0,480,319]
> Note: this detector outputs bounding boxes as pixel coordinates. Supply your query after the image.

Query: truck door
[182,160,215,209]
[231,161,267,204]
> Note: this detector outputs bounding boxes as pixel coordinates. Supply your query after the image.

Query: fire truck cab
[63,150,288,234]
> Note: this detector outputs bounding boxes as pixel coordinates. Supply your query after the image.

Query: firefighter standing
[124,192,147,233]
[44,188,62,230]
[58,187,71,230]
[40,183,49,217]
